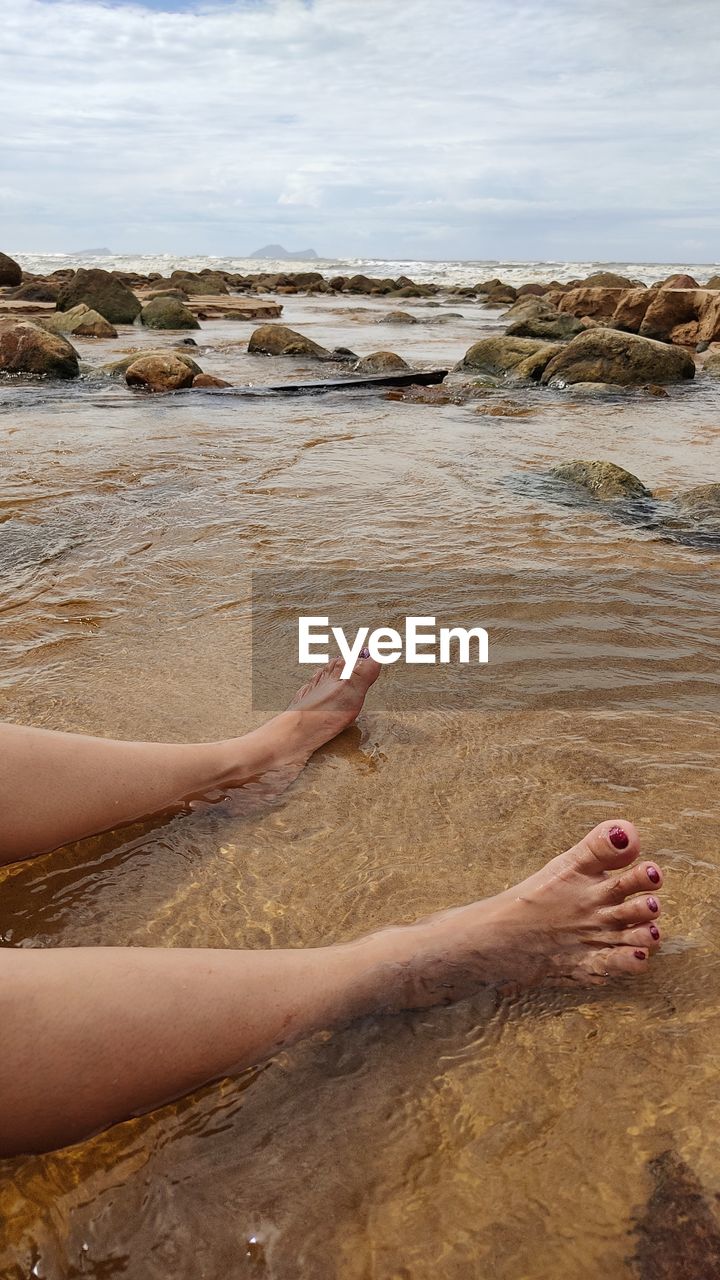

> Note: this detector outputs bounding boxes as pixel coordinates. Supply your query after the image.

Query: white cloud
[1,0,720,258]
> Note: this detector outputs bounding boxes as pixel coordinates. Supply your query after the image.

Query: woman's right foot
[369,821,664,1003]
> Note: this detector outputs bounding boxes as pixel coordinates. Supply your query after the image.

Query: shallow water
[1,296,720,1279]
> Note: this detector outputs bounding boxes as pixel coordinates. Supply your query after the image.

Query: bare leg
[0,821,663,1156]
[0,655,381,865]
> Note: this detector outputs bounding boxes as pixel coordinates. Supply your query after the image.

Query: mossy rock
[550,459,651,500]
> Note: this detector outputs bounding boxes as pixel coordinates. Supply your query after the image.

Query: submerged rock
[353,350,409,373]
[0,252,22,287]
[541,329,695,386]
[703,352,720,375]
[457,335,562,380]
[550,460,651,501]
[125,353,197,392]
[0,321,79,378]
[675,484,720,518]
[56,268,141,324]
[632,1149,720,1280]
[379,310,418,324]
[41,303,117,338]
[192,373,231,388]
[139,296,200,330]
[247,324,330,359]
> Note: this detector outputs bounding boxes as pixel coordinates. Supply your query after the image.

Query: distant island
[69,247,113,257]
[249,244,319,261]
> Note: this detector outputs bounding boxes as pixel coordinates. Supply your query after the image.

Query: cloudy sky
[2,0,719,261]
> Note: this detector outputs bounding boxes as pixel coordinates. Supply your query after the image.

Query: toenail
[647,896,659,913]
[649,925,660,940]
[608,826,629,849]
[647,866,661,884]
[360,647,370,659]
[634,949,646,960]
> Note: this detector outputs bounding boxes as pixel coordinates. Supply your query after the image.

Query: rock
[380,310,418,324]
[0,321,79,378]
[659,273,700,289]
[457,335,562,381]
[10,280,60,302]
[56,268,141,324]
[146,288,189,301]
[101,348,202,377]
[611,287,655,332]
[140,296,200,330]
[170,272,229,296]
[550,460,651,500]
[559,287,626,320]
[703,352,720,375]
[516,283,550,296]
[632,1149,720,1280]
[192,373,231,388]
[328,346,359,362]
[644,384,669,397]
[675,484,720,516]
[541,329,695,386]
[353,351,409,373]
[247,324,330,359]
[0,252,22,287]
[42,303,117,338]
[639,289,702,341]
[125,353,197,392]
[483,284,518,305]
[506,311,584,340]
[581,271,637,288]
[705,275,720,290]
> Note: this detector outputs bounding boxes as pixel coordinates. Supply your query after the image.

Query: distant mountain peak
[249,244,319,261]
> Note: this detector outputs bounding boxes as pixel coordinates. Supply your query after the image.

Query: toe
[348,651,382,690]
[606,893,661,927]
[589,945,651,978]
[604,861,663,904]
[620,922,661,951]
[566,819,641,874]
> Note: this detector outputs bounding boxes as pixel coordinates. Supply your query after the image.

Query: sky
[2,0,720,261]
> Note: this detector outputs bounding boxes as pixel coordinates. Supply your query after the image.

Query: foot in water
[366,820,663,1000]
[220,652,382,802]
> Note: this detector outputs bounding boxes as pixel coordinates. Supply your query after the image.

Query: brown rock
[56,268,141,323]
[192,373,231,388]
[125,354,196,392]
[659,273,700,289]
[541,328,695,386]
[550,459,650,500]
[705,274,720,290]
[581,271,637,288]
[0,321,79,378]
[611,287,656,332]
[380,310,418,324]
[247,324,330,359]
[102,348,202,377]
[559,287,626,319]
[457,335,562,380]
[353,351,409,373]
[639,289,703,340]
[0,252,22,287]
[42,303,117,338]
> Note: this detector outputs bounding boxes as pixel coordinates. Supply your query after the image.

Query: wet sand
[1,296,720,1279]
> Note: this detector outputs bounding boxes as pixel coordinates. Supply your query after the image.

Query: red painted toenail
[649,925,660,940]
[608,826,629,849]
[634,949,646,960]
[647,896,659,913]
[647,866,661,884]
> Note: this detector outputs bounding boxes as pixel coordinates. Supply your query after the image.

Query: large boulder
[247,324,330,359]
[611,287,656,332]
[101,347,202,377]
[0,321,79,378]
[705,275,720,290]
[140,296,200,330]
[11,279,59,303]
[56,268,141,324]
[353,350,409,373]
[703,352,720,376]
[42,303,117,338]
[0,252,22,287]
[457,335,562,380]
[550,460,651,501]
[639,290,702,341]
[170,271,229,296]
[581,271,637,288]
[125,353,197,392]
[659,273,700,289]
[506,308,584,340]
[540,329,695,386]
[559,287,626,320]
